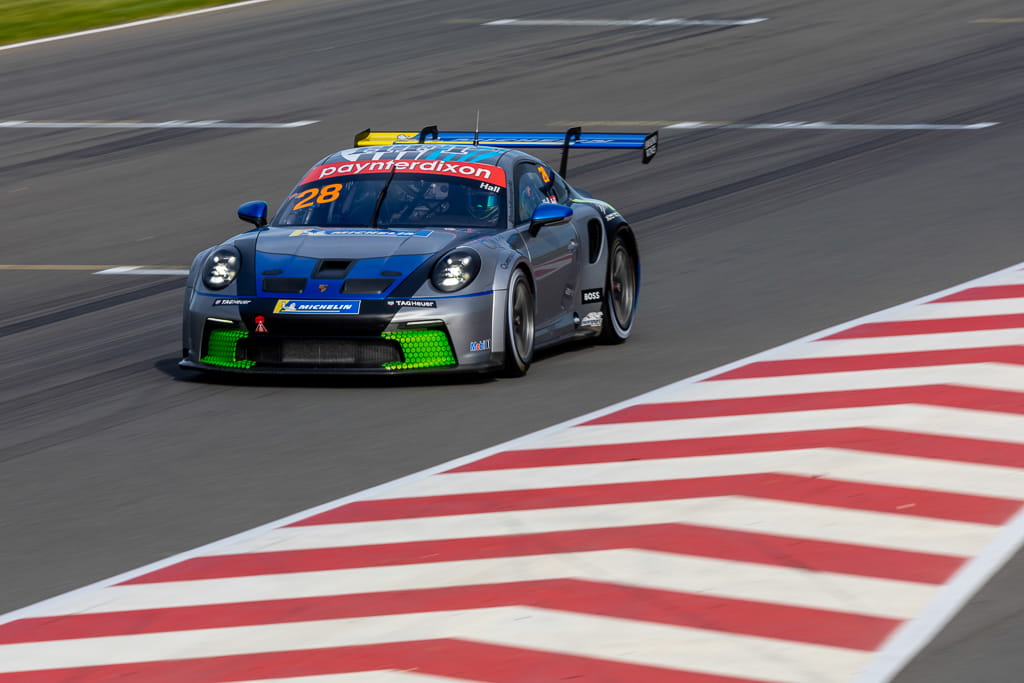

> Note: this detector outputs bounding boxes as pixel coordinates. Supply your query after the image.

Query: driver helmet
[423,182,449,201]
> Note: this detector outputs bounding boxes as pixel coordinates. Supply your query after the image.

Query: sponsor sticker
[581,288,603,304]
[288,229,432,238]
[469,339,491,352]
[386,299,437,308]
[274,300,361,314]
[644,134,658,161]
[580,311,603,328]
[573,197,616,214]
[213,298,252,305]
[339,145,503,162]
[254,315,268,333]
[300,159,507,187]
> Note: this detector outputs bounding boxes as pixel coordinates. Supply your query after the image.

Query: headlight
[431,249,480,292]
[202,246,241,290]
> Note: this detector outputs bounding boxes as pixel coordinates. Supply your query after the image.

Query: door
[514,161,580,332]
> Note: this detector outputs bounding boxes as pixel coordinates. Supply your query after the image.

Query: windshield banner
[301,160,507,187]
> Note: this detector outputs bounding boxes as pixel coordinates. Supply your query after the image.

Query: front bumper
[181,291,503,374]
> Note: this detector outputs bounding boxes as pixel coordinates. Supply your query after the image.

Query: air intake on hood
[314,260,352,279]
[263,277,307,293]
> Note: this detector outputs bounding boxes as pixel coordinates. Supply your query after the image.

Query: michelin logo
[274,300,361,314]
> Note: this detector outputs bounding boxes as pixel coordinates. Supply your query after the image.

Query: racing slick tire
[502,267,535,377]
[600,229,638,344]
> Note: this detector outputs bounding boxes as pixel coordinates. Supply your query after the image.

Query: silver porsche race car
[180,126,657,376]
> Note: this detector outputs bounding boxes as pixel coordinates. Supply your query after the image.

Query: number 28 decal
[293,184,343,210]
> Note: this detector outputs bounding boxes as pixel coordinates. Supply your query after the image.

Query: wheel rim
[510,276,534,360]
[609,243,636,329]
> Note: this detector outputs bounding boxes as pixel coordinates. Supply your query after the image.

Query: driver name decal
[302,160,507,186]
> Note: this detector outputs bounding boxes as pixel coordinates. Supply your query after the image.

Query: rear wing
[354,126,657,178]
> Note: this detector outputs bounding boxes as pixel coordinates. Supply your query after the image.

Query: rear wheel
[502,268,535,376]
[600,231,638,343]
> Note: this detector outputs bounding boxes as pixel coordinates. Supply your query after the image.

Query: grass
[0,0,242,46]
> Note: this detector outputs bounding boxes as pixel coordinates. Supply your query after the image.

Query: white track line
[484,18,768,27]
[0,1,272,53]
[768,330,1024,358]
[667,121,999,131]
[0,606,870,683]
[883,297,1024,319]
[209,498,994,556]
[234,675,467,683]
[30,549,937,618]
[393,449,1024,499]
[664,364,1024,399]
[530,405,1024,449]
[93,266,189,275]
[0,120,316,129]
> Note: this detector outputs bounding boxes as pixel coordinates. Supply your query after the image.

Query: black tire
[600,231,638,343]
[502,268,535,376]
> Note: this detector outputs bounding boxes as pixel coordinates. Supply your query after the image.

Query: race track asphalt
[1,0,1022,679]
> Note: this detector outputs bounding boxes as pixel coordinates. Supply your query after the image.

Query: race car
[180,126,657,376]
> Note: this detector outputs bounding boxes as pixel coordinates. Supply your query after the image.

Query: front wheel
[600,231,638,343]
[502,268,535,376]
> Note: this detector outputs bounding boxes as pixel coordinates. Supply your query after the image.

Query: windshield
[270,172,506,229]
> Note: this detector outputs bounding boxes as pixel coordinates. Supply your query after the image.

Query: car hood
[255,227,461,259]
[249,227,485,298]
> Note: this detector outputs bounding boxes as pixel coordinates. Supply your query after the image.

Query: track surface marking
[3,264,1024,681]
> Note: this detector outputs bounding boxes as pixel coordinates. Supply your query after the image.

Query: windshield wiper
[370,167,398,229]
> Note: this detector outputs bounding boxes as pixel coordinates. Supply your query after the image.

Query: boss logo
[582,288,603,303]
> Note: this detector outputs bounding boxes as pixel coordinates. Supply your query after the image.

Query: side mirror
[238,201,268,228]
[529,203,573,234]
